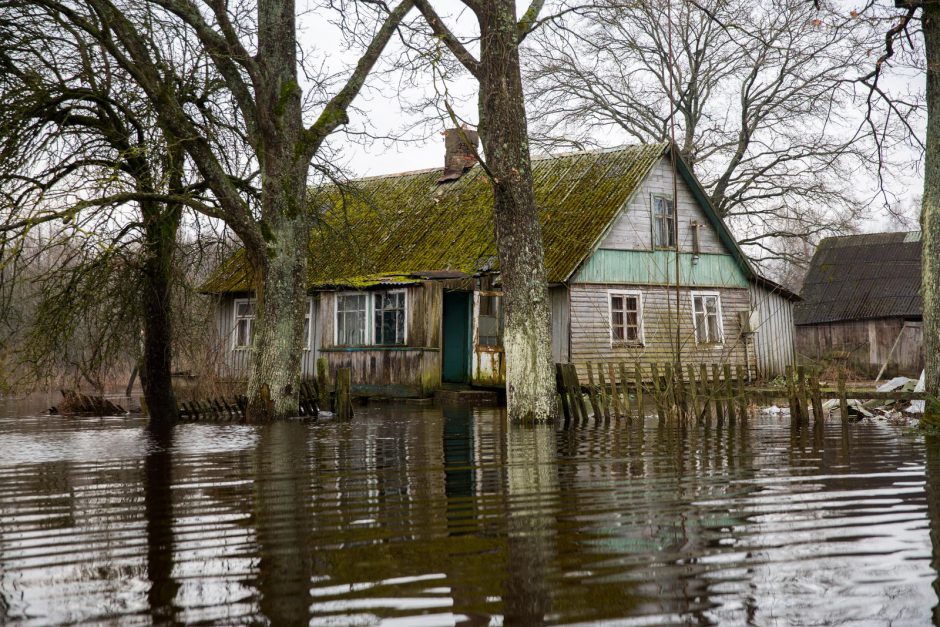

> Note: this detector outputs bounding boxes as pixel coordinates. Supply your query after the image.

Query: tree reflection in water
[143,425,179,622]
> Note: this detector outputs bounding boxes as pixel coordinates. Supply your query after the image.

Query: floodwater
[0,398,938,626]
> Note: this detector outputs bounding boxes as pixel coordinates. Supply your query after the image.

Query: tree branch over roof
[413,0,481,77]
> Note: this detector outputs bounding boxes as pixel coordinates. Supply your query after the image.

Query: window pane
[695,313,708,342]
[626,325,638,341]
[708,313,720,342]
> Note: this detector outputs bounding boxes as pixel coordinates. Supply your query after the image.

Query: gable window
[233,299,255,349]
[336,293,368,345]
[652,194,676,249]
[692,292,723,344]
[477,293,503,347]
[609,291,643,345]
[374,290,406,345]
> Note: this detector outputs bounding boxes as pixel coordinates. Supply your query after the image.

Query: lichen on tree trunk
[476,0,557,423]
[923,1,940,425]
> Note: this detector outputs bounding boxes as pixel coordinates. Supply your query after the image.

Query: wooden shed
[795,231,923,377]
[202,139,799,397]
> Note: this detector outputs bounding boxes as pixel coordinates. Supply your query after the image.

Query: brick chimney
[438,126,479,183]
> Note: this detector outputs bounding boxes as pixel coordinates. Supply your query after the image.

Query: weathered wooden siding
[748,283,795,378]
[568,284,751,379]
[796,318,924,377]
[214,295,318,379]
[550,286,570,363]
[598,157,724,254]
[319,283,442,396]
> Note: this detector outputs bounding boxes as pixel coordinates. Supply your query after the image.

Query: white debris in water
[877,376,912,393]
[906,370,926,414]
[761,405,782,415]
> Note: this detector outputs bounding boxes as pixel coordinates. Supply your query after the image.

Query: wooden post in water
[711,363,724,424]
[699,364,713,424]
[735,364,747,421]
[316,357,331,412]
[797,365,810,424]
[723,363,735,424]
[608,363,622,419]
[664,363,676,418]
[785,366,799,423]
[838,368,849,423]
[597,365,612,422]
[650,363,665,420]
[586,362,602,421]
[335,367,353,420]
[810,368,825,422]
[686,364,699,422]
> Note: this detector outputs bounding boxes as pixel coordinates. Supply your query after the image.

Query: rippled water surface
[1,398,938,625]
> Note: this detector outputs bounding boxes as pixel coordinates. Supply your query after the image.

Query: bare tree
[12,0,414,420]
[526,0,916,278]
[412,0,557,422]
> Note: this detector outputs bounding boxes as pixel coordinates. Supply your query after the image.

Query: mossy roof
[201,143,673,293]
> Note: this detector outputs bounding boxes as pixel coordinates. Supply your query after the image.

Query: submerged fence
[555,362,927,424]
[177,362,354,422]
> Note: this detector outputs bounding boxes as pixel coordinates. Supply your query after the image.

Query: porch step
[434,387,500,406]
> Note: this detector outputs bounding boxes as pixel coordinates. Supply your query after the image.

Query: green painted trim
[572,249,748,287]
[321,346,440,352]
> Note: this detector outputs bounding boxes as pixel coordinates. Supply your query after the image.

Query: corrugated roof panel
[794,231,922,325]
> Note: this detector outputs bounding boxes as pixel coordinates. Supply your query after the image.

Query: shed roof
[201,142,795,298]
[794,231,922,325]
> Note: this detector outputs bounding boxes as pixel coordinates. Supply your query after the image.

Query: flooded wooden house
[202,134,798,397]
[795,231,923,377]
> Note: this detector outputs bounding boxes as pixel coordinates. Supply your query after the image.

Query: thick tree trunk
[139,199,181,426]
[476,1,557,422]
[244,0,310,420]
[924,2,940,423]
[245,200,308,420]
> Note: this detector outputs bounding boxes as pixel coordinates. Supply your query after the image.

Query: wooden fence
[555,362,926,424]
[177,363,354,422]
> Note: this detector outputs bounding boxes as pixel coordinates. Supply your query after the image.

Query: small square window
[610,292,643,345]
[692,293,723,344]
[233,299,255,349]
[374,291,406,345]
[477,294,503,347]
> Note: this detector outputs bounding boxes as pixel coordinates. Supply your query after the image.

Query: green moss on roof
[200,143,669,293]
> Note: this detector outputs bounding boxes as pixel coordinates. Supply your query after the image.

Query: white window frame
[373,289,408,346]
[608,289,645,346]
[334,290,408,346]
[302,297,313,351]
[232,298,255,350]
[335,291,370,346]
[474,290,504,350]
[690,291,724,345]
[651,193,676,249]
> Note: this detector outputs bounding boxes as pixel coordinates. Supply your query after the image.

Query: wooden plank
[723,363,735,423]
[650,362,665,420]
[597,364,611,422]
[810,369,825,421]
[619,362,630,420]
[699,363,713,423]
[586,362,602,421]
[608,363,622,419]
[735,364,747,420]
[711,363,724,424]
[571,364,589,421]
